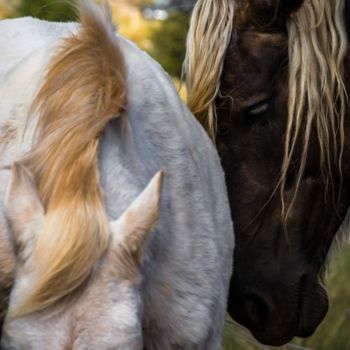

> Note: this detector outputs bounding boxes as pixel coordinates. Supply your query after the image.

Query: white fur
[3,165,161,350]
[0,15,234,350]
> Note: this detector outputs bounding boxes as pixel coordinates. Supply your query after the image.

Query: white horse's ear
[110,171,164,263]
[5,162,44,246]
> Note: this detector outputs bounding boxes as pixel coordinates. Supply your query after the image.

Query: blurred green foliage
[149,11,189,77]
[14,0,76,22]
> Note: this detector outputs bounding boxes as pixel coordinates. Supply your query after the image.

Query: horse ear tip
[156,169,164,187]
[151,170,164,205]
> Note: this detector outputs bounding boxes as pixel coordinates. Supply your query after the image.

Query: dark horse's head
[186,0,350,346]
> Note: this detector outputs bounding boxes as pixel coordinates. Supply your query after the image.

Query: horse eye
[247,101,270,116]
[243,99,271,127]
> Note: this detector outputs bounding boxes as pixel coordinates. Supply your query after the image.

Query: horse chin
[249,284,328,346]
[296,282,329,339]
[230,279,329,346]
[250,288,328,346]
[231,304,297,346]
[250,330,295,347]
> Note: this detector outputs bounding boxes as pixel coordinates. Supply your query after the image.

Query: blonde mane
[282,0,348,215]
[17,1,126,315]
[185,0,348,213]
[184,0,234,138]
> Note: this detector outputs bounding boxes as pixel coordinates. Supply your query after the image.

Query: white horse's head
[2,163,163,350]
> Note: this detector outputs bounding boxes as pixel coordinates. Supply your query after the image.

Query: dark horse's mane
[185,0,349,218]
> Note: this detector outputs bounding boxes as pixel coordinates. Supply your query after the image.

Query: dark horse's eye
[248,101,270,115]
[244,99,271,126]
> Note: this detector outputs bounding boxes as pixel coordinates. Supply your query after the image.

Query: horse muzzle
[228,272,329,346]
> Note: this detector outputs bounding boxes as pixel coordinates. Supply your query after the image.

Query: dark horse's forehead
[219,0,292,109]
[234,0,252,26]
[222,29,287,108]
[233,0,304,28]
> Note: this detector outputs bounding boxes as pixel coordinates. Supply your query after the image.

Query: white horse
[3,163,163,349]
[0,1,234,349]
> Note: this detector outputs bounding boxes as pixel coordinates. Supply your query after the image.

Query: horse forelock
[15,0,126,316]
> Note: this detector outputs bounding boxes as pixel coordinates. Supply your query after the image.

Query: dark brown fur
[215,0,350,346]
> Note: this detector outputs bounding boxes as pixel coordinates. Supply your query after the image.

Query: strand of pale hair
[281,0,348,225]
[184,0,234,139]
[14,1,126,316]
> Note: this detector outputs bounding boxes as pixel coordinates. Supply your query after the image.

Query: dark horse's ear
[250,0,304,29]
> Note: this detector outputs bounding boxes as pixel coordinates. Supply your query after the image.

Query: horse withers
[0,1,234,348]
[2,164,162,349]
[186,0,350,346]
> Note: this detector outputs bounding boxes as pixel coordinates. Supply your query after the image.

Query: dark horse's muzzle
[228,267,329,346]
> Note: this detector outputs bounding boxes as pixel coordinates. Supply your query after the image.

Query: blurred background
[0,0,193,96]
[0,1,349,349]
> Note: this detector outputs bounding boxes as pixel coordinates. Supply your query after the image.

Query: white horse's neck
[0,19,77,167]
[0,17,234,349]
[0,17,77,77]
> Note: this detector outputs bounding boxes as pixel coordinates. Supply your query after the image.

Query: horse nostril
[243,294,269,331]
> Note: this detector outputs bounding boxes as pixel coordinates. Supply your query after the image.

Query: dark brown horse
[186,0,350,346]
